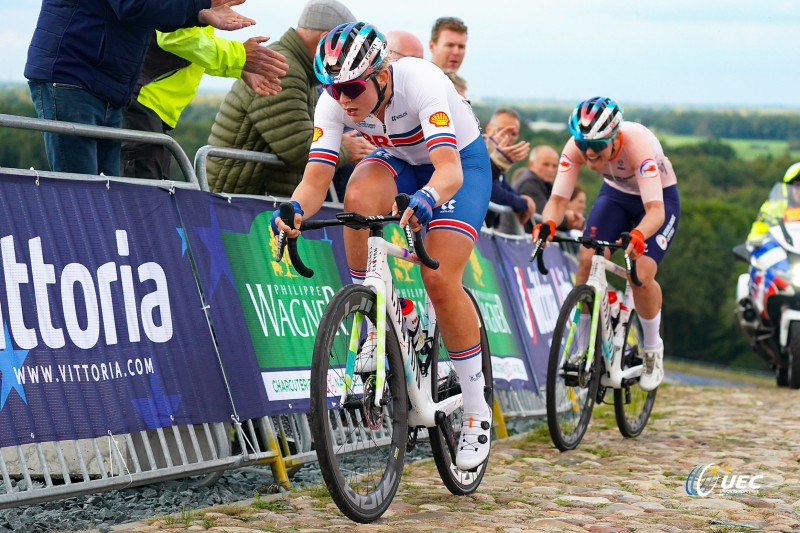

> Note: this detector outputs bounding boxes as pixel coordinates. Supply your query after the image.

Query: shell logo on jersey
[559,154,574,172]
[312,127,323,142]
[639,158,659,178]
[429,111,451,127]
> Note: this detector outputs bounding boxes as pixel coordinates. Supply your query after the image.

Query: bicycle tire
[614,309,657,437]
[309,284,409,523]
[546,284,601,451]
[428,287,493,495]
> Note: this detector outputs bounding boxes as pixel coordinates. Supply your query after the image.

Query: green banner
[462,248,520,356]
[384,224,427,314]
[223,211,343,369]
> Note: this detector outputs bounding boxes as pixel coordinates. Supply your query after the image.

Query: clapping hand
[340,131,375,162]
[516,195,537,226]
[241,36,288,96]
[200,0,255,31]
[491,125,530,164]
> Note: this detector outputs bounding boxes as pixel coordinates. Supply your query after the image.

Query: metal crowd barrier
[0,113,562,509]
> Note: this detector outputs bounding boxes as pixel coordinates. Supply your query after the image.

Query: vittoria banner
[0,175,231,447]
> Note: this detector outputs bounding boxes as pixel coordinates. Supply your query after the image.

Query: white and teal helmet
[568,97,624,140]
[314,22,387,84]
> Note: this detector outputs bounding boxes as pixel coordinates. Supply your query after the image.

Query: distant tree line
[1,85,796,369]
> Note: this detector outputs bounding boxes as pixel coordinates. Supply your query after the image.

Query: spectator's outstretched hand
[565,209,586,231]
[516,195,536,226]
[341,131,375,163]
[199,0,255,31]
[503,140,531,164]
[242,71,281,97]
[490,125,530,164]
[242,36,288,96]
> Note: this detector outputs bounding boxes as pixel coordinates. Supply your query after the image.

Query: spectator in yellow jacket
[121,26,288,180]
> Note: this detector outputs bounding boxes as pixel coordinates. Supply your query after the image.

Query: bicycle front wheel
[309,285,408,523]
[614,309,657,437]
[428,287,493,495]
[546,284,601,451]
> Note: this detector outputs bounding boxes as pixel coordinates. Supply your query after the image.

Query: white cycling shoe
[354,329,377,373]
[639,342,664,392]
[455,406,492,470]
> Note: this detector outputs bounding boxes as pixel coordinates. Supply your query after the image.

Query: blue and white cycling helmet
[314,22,387,84]
[568,97,624,140]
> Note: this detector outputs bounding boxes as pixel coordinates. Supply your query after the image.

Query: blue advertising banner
[493,237,576,389]
[174,190,349,416]
[0,174,232,448]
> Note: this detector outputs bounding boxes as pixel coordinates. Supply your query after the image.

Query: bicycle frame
[345,233,463,428]
[581,253,642,389]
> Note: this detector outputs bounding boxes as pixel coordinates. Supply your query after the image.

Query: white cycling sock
[350,268,366,285]
[449,343,489,416]
[639,311,662,349]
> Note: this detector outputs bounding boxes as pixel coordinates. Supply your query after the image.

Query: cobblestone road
[113,383,800,532]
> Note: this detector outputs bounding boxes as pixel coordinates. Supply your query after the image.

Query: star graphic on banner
[176,227,188,256]
[0,322,29,409]
[131,372,182,429]
[194,203,234,298]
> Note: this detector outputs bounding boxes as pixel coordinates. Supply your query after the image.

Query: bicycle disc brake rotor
[361,375,385,430]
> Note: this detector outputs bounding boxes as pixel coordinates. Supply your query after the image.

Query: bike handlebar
[273,193,439,278]
[530,225,643,287]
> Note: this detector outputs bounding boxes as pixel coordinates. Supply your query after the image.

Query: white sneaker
[455,406,492,470]
[354,329,377,373]
[639,343,664,392]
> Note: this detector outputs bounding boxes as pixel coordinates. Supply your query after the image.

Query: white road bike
[531,228,657,451]
[275,194,492,523]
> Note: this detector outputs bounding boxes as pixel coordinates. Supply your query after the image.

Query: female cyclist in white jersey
[533,96,681,392]
[272,22,492,470]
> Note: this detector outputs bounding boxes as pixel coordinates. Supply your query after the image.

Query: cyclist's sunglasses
[323,73,378,100]
[575,136,615,153]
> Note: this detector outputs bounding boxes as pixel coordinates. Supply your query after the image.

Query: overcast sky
[4,1,800,109]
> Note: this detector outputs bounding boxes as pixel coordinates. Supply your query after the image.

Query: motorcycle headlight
[792,262,800,287]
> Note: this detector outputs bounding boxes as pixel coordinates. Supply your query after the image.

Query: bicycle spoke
[546,285,600,451]
[309,285,407,523]
[614,310,657,437]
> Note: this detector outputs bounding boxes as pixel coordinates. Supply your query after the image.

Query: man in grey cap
[206,0,374,197]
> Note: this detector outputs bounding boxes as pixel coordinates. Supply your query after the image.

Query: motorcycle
[734,184,800,388]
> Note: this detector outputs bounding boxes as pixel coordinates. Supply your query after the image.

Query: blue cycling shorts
[584,183,680,264]
[357,137,491,242]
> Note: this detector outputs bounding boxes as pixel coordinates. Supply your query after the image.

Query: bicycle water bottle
[400,298,424,352]
[608,291,621,327]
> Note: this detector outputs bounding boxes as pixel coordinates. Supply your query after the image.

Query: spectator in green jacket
[121,27,289,180]
[206,0,375,197]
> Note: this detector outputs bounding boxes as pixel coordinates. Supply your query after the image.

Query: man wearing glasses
[386,30,424,61]
[532,96,680,392]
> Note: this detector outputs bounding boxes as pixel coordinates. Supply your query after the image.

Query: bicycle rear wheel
[428,288,493,495]
[546,284,601,451]
[614,309,657,437]
[309,285,408,523]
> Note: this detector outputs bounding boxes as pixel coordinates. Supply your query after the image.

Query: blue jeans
[28,81,122,175]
